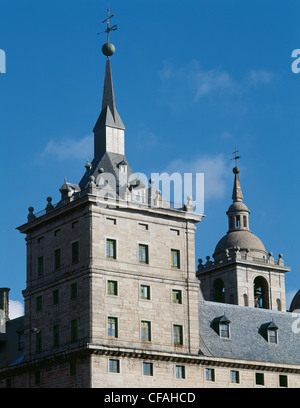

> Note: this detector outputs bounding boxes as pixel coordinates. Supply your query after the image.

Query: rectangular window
[18,332,24,350]
[37,256,44,276]
[109,359,120,373]
[143,362,153,376]
[175,365,185,379]
[268,329,278,344]
[171,249,180,268]
[107,280,118,296]
[36,295,43,311]
[138,223,148,230]
[36,331,42,353]
[279,375,288,388]
[35,370,41,386]
[108,317,118,338]
[106,217,117,225]
[140,285,150,300]
[205,368,215,382]
[71,319,78,343]
[106,239,116,259]
[5,379,12,388]
[255,372,264,386]
[230,370,240,384]
[141,321,151,341]
[54,248,61,270]
[219,323,230,339]
[53,289,59,305]
[71,282,77,299]
[170,228,180,236]
[53,325,59,348]
[139,244,148,264]
[72,241,79,264]
[70,361,77,376]
[172,289,182,304]
[173,324,183,345]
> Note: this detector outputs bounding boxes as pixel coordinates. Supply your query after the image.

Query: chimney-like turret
[0,288,10,324]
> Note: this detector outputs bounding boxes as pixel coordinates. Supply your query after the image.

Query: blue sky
[0,0,300,315]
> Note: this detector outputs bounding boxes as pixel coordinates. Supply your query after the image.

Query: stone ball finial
[28,207,36,221]
[268,252,273,257]
[102,42,115,57]
[47,197,52,203]
[85,160,92,172]
[278,253,283,259]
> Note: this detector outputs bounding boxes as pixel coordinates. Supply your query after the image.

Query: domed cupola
[213,165,267,262]
[197,150,291,310]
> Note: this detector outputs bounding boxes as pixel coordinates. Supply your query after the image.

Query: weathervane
[232,147,241,168]
[98,8,118,43]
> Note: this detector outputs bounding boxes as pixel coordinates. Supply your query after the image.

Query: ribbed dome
[214,230,267,260]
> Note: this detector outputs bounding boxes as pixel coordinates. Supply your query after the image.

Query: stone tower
[197,164,291,311]
[16,23,204,387]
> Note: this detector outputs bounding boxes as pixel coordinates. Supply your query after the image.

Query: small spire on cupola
[226,148,251,233]
[232,147,243,202]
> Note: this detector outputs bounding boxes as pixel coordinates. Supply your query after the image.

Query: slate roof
[0,316,24,368]
[198,300,300,365]
[79,151,138,192]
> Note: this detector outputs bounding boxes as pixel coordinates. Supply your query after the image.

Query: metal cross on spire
[232,147,241,167]
[98,8,118,43]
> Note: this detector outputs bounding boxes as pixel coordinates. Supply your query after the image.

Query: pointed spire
[93,57,125,132]
[93,9,125,159]
[226,151,250,233]
[102,57,116,112]
[232,166,243,202]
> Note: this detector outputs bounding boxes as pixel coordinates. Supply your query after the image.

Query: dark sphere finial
[102,42,116,57]
[233,166,240,174]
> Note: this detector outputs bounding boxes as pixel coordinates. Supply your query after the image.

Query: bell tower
[197,150,291,311]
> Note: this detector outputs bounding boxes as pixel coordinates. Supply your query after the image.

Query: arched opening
[276,298,282,311]
[212,278,225,303]
[253,276,269,309]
